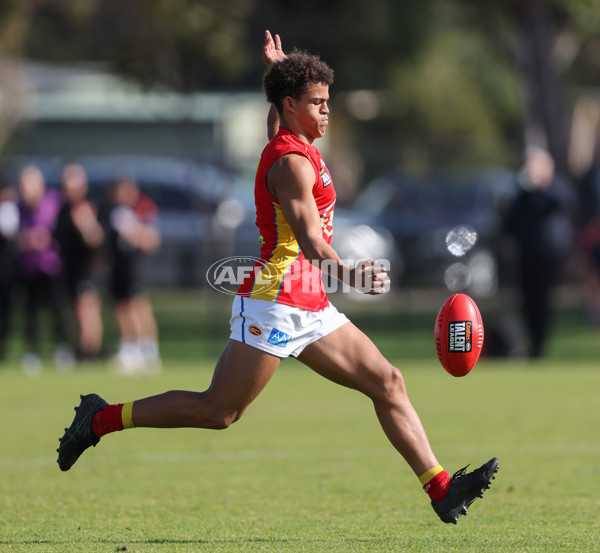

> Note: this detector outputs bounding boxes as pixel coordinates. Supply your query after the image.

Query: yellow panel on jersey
[248,201,301,303]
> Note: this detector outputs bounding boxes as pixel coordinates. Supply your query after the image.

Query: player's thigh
[297,322,402,399]
[205,339,282,412]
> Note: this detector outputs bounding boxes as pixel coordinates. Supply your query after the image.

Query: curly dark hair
[263,49,334,113]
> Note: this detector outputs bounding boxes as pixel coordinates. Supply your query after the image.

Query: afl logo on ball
[249,325,262,336]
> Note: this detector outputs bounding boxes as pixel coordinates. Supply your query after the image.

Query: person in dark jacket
[504,147,575,358]
[54,163,105,361]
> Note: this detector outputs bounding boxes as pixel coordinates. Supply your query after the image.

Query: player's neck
[279,121,315,146]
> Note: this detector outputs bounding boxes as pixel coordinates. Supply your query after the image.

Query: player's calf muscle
[132,390,242,429]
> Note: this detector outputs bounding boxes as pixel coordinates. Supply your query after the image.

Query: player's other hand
[353,259,390,295]
[263,30,286,66]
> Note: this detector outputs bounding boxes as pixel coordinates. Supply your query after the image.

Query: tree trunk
[513,0,571,180]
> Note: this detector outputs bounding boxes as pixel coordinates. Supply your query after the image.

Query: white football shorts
[229,296,350,358]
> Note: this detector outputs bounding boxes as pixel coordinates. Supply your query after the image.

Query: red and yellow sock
[92,401,135,437]
[419,465,451,501]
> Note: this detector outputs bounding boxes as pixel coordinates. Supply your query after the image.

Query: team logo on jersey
[319,159,332,187]
[248,325,262,336]
[267,328,291,348]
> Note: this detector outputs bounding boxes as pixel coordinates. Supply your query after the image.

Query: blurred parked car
[354,168,520,296]
[2,155,255,287]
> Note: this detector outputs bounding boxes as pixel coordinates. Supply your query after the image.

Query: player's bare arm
[267,154,389,294]
[267,105,280,142]
[263,30,286,140]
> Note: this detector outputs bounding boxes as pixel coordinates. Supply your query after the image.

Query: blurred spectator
[17,165,75,373]
[54,163,105,361]
[103,178,162,374]
[0,184,19,361]
[577,142,600,326]
[503,147,575,358]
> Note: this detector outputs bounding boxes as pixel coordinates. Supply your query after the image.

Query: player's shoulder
[269,151,314,183]
[267,129,309,155]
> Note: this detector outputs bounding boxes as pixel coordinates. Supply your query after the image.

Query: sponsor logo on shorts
[206,256,278,296]
[448,321,472,353]
[248,325,262,336]
[267,328,291,348]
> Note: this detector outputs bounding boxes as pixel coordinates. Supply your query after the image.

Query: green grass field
[1,290,600,552]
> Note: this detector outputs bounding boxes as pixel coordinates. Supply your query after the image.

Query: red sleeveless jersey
[237,128,336,311]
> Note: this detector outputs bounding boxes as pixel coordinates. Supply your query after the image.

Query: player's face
[292,82,330,142]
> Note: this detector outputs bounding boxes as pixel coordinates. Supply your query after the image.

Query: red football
[434,293,484,377]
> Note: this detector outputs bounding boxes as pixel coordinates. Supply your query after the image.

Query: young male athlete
[57,31,499,524]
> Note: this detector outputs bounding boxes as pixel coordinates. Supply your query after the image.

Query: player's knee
[379,365,407,402]
[209,409,243,430]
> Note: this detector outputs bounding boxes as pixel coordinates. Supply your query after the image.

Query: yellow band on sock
[419,465,444,486]
[121,402,135,429]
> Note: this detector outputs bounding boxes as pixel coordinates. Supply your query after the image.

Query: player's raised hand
[263,30,286,66]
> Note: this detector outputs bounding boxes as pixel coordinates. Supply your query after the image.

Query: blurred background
[2,0,600,366]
